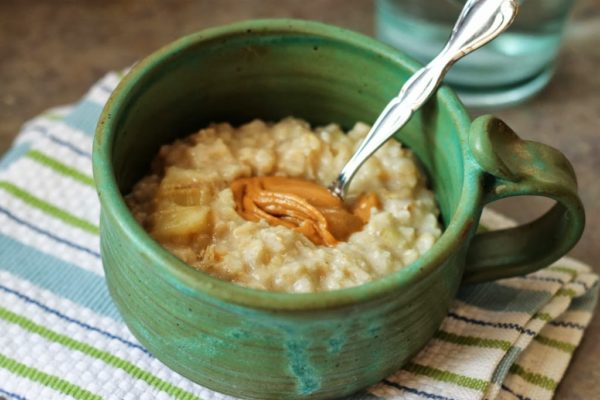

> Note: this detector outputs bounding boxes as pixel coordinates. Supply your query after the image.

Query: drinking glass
[376,0,576,107]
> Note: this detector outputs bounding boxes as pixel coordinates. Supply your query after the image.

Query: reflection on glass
[376,0,576,107]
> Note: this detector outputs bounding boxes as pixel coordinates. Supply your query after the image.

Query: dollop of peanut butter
[230,176,381,246]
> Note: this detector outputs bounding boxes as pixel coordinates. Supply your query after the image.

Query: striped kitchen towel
[0,71,597,400]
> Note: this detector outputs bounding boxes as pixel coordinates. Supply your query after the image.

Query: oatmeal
[126,118,442,292]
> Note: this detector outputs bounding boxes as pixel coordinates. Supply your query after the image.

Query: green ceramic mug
[93,19,584,399]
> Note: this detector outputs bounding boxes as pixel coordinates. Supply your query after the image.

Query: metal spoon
[329,0,520,199]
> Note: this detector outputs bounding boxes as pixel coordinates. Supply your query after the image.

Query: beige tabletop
[1,0,598,398]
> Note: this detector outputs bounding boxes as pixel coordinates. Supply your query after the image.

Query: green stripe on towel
[556,289,577,298]
[0,306,201,400]
[403,362,489,392]
[534,335,576,353]
[41,111,66,121]
[0,352,101,400]
[509,363,557,391]
[434,330,512,351]
[27,150,95,187]
[548,266,578,279]
[534,312,554,322]
[0,181,99,235]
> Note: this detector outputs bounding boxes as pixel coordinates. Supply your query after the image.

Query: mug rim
[93,18,481,311]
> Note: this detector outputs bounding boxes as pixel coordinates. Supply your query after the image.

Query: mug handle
[462,115,585,283]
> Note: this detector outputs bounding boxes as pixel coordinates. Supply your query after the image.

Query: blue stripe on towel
[447,311,536,336]
[0,206,100,259]
[0,283,149,356]
[491,346,522,384]
[549,320,586,330]
[30,126,91,159]
[568,285,599,311]
[0,387,28,400]
[0,234,119,320]
[63,99,104,136]
[501,384,533,400]
[0,143,31,171]
[97,81,116,96]
[457,282,550,313]
[383,380,457,400]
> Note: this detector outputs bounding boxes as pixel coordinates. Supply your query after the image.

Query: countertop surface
[1,1,598,398]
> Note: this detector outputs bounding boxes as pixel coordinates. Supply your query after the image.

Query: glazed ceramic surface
[93,20,584,399]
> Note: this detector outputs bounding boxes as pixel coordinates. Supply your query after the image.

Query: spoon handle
[330,0,519,199]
